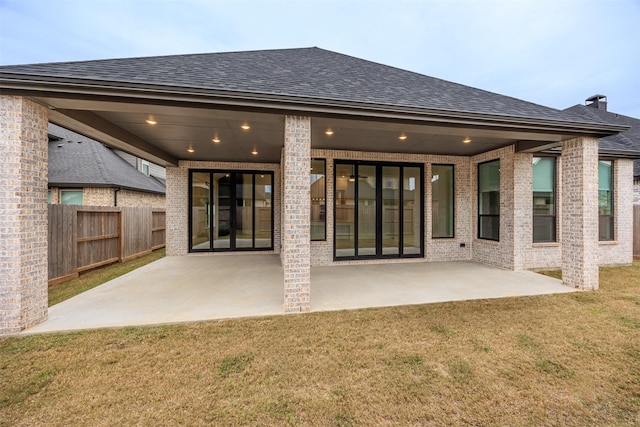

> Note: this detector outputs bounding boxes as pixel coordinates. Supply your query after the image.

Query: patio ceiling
[36,94,585,167]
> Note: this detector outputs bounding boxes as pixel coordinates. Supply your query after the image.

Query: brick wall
[49,187,165,208]
[310,149,473,266]
[598,158,634,266]
[0,96,49,334]
[115,189,165,208]
[471,146,516,269]
[561,137,599,290]
[283,116,311,313]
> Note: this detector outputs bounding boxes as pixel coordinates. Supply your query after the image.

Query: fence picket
[48,205,165,285]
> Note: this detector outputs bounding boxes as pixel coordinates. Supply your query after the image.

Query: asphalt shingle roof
[1,47,603,124]
[564,104,640,178]
[48,123,166,194]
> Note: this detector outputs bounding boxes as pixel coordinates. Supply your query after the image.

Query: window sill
[474,239,500,245]
[599,240,618,245]
[532,242,560,248]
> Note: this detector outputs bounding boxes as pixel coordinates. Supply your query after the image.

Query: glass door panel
[213,173,231,249]
[335,163,356,257]
[403,167,421,255]
[357,165,377,256]
[255,173,273,248]
[382,166,400,255]
[191,172,211,250]
[334,162,423,260]
[235,173,254,248]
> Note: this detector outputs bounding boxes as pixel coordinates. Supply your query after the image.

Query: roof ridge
[1,47,320,68]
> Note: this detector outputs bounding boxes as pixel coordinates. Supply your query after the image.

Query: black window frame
[431,163,455,239]
[477,159,500,241]
[532,156,557,243]
[188,169,274,252]
[333,160,424,261]
[311,158,327,241]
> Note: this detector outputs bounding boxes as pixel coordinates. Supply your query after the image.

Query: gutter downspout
[114,187,121,206]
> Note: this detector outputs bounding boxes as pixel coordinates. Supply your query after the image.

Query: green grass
[1,260,638,426]
[48,249,165,306]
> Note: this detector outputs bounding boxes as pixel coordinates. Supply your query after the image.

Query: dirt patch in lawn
[2,261,639,426]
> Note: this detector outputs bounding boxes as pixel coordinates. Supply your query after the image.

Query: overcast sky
[1,0,639,117]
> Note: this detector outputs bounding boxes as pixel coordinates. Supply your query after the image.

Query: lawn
[1,262,639,426]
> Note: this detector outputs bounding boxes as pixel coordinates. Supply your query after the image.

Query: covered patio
[24,254,575,334]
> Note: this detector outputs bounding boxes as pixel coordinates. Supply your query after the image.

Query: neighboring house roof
[564,102,640,178]
[48,123,166,194]
[0,47,621,127]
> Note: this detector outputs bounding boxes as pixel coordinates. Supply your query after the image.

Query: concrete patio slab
[24,255,575,334]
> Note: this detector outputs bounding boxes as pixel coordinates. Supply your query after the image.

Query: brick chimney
[586,94,607,111]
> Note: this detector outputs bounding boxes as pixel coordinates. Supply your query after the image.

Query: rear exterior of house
[0,47,636,334]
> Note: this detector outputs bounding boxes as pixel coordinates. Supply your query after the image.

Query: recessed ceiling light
[251,148,258,155]
[241,123,251,130]
[187,145,195,153]
[463,137,471,144]
[325,128,334,136]
[146,116,157,125]
[399,133,408,141]
[212,135,221,143]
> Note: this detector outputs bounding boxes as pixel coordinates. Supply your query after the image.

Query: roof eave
[0,73,630,137]
[48,182,165,194]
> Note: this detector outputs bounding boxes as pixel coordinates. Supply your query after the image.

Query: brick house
[1,47,637,334]
[564,95,640,205]
[48,123,166,208]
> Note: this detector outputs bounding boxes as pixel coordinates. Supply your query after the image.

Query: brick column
[283,116,311,313]
[561,137,599,290]
[0,96,49,334]
[165,164,188,256]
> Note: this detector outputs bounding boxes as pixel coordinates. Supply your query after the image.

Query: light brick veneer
[283,116,311,313]
[0,96,49,334]
[562,137,599,290]
[310,149,473,266]
[598,159,633,266]
[471,146,517,269]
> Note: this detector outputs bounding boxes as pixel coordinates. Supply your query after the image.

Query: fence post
[118,209,124,262]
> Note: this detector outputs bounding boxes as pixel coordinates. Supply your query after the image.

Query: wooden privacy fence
[48,205,166,285]
[635,205,640,258]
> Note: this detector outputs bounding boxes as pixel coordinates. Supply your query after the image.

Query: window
[47,190,51,204]
[334,161,423,259]
[189,170,273,252]
[432,164,454,238]
[60,190,83,205]
[532,157,556,242]
[598,160,614,241]
[311,159,326,241]
[478,160,500,241]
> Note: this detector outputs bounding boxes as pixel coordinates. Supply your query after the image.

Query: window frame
[477,159,500,241]
[333,160,424,260]
[598,159,615,241]
[532,156,557,243]
[60,189,83,206]
[310,158,327,241]
[431,164,455,239]
[188,169,274,252]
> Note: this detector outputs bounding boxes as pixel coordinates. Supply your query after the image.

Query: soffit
[37,96,574,165]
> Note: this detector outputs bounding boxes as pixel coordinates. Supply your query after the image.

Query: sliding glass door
[334,161,423,260]
[189,170,273,252]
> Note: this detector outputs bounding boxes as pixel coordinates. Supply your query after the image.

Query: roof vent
[586,94,607,112]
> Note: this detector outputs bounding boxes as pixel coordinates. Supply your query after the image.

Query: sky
[1,0,639,117]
